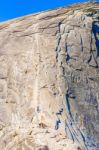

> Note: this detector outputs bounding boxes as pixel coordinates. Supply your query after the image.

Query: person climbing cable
[56,108,63,116]
[55,118,61,130]
[37,106,40,113]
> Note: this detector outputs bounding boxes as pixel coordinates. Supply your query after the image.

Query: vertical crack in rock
[65,90,74,120]
[80,34,84,52]
[92,21,99,57]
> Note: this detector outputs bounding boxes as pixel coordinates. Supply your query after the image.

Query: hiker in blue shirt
[55,118,61,130]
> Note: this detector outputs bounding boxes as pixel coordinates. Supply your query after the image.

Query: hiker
[56,108,63,116]
[55,118,61,130]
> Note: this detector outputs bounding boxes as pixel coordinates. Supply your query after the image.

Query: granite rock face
[0,2,99,150]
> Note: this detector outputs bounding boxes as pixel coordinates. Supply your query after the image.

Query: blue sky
[0,0,98,22]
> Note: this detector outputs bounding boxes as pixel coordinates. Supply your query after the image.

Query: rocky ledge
[0,2,99,150]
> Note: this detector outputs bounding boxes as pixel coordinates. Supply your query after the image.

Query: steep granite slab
[0,2,99,150]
